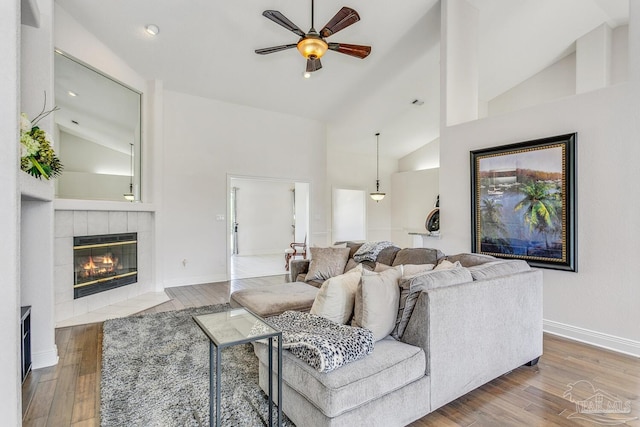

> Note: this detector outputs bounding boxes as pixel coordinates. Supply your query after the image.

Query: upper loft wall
[488,24,629,117]
[398,138,440,172]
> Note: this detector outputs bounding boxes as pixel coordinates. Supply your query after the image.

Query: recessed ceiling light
[67,91,78,97]
[411,99,424,106]
[303,72,311,79]
[145,24,159,36]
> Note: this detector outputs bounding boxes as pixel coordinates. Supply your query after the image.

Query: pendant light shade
[370,132,386,202]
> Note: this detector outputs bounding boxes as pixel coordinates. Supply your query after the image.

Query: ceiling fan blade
[306,58,322,72]
[320,7,360,38]
[328,43,371,59]
[262,10,306,37]
[255,44,298,55]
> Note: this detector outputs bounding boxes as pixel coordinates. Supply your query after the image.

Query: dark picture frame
[471,133,577,271]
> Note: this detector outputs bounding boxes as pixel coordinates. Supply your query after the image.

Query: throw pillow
[305,247,350,282]
[433,260,462,271]
[310,264,363,324]
[393,266,473,339]
[402,263,435,277]
[374,262,434,278]
[373,262,395,273]
[352,268,402,341]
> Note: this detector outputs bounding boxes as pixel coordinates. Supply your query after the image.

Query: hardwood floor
[23,276,639,426]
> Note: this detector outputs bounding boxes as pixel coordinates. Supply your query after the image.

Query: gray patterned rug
[101,304,294,426]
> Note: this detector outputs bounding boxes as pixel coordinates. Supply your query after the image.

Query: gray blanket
[353,240,397,263]
[262,311,374,373]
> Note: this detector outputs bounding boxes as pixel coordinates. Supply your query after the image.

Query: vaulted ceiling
[55,0,629,158]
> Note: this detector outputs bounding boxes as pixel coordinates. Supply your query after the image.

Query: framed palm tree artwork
[471,133,577,271]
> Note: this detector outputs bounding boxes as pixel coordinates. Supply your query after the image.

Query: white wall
[326,147,396,243]
[0,0,22,421]
[20,0,58,370]
[489,24,630,117]
[489,53,576,116]
[439,82,640,355]
[231,178,293,256]
[398,138,440,172]
[611,25,629,85]
[161,90,327,287]
[390,168,439,248]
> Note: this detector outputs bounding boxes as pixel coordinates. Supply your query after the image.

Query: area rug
[101,304,294,426]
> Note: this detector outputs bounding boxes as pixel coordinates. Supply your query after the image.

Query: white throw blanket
[257,311,374,373]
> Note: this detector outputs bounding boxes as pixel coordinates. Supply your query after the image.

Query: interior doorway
[332,188,366,242]
[228,176,309,279]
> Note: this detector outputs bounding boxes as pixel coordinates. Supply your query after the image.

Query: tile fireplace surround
[54,210,155,326]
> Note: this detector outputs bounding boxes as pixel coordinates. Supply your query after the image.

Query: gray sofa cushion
[466,259,531,280]
[376,246,402,266]
[392,248,444,266]
[305,247,351,282]
[230,282,318,317]
[445,252,497,267]
[254,337,426,418]
[393,267,473,339]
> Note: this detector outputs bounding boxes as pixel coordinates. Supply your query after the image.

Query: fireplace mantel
[54,198,155,212]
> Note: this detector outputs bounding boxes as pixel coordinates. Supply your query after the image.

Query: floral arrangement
[20,97,63,180]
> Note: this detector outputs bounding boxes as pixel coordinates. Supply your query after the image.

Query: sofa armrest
[290,259,310,282]
[402,269,543,411]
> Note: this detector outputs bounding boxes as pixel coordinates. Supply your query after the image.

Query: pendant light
[123,143,135,201]
[370,132,386,202]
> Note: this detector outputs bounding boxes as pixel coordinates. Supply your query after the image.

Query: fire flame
[82,255,116,278]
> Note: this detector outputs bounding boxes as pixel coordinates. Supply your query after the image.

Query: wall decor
[471,133,576,271]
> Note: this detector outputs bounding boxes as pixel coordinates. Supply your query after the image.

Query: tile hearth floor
[55,291,171,327]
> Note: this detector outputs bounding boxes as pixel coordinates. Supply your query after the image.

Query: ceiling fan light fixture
[297,35,328,59]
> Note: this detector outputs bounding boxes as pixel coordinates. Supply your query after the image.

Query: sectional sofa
[247,247,543,426]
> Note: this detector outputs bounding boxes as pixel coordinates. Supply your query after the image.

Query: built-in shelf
[408,231,441,239]
[19,172,54,202]
[21,0,41,28]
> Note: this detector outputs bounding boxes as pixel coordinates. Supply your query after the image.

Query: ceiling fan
[255,0,371,74]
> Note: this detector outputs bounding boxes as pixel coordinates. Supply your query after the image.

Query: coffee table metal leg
[216,345,222,426]
[209,341,214,427]
[277,333,282,426]
[268,337,273,426]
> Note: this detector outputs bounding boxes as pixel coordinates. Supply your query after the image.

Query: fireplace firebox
[73,232,138,299]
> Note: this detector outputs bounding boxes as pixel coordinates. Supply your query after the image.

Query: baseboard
[543,319,640,358]
[32,345,59,369]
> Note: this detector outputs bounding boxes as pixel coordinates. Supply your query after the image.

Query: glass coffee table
[193,307,282,426]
